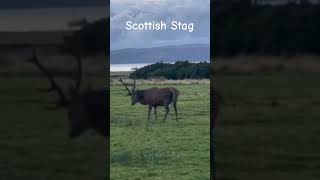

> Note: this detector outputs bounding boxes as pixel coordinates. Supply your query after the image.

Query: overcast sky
[0,0,107,9]
[111,0,210,50]
[0,7,107,31]
[0,0,108,31]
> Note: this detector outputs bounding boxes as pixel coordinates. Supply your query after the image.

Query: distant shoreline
[110,63,151,72]
[110,61,210,73]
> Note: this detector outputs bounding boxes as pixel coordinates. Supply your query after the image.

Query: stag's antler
[133,78,136,91]
[28,48,69,109]
[119,78,132,96]
[69,55,82,96]
[28,48,84,108]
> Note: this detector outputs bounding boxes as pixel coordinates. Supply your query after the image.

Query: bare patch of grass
[111,78,210,85]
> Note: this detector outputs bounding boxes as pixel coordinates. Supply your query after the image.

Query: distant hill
[110,44,210,64]
[0,31,73,46]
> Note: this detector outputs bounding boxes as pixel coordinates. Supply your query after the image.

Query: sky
[0,1,108,31]
[0,0,107,9]
[111,0,210,50]
[0,7,107,31]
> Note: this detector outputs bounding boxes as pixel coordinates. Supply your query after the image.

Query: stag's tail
[170,88,180,122]
[170,88,180,105]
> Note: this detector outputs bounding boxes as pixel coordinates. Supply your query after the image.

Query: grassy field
[3,55,320,180]
[110,78,210,179]
[214,72,320,180]
[0,76,108,180]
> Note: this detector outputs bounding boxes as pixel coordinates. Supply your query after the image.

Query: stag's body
[133,87,179,121]
[133,88,177,106]
[120,79,180,122]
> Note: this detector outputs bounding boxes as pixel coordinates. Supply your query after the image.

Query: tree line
[129,61,210,80]
[63,18,109,55]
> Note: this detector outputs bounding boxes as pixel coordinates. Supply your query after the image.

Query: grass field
[214,72,320,180]
[2,56,320,180]
[0,76,108,180]
[110,78,210,179]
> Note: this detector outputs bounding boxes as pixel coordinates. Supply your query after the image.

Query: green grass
[0,77,108,180]
[4,70,319,179]
[215,72,320,180]
[110,82,210,179]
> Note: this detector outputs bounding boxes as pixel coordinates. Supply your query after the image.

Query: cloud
[111,0,210,50]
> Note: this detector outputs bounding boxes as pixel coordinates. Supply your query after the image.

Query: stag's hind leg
[163,105,170,122]
[173,103,178,122]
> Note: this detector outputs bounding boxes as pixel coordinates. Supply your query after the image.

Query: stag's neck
[136,90,146,105]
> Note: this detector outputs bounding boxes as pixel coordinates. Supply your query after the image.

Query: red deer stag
[119,78,180,122]
[28,49,108,138]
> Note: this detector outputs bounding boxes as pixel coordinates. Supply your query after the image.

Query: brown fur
[132,87,180,122]
[119,78,180,122]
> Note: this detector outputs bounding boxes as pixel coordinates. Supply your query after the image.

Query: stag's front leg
[163,105,170,122]
[147,105,152,121]
[154,106,157,121]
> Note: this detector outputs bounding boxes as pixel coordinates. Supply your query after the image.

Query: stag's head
[119,78,139,105]
[131,92,140,105]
